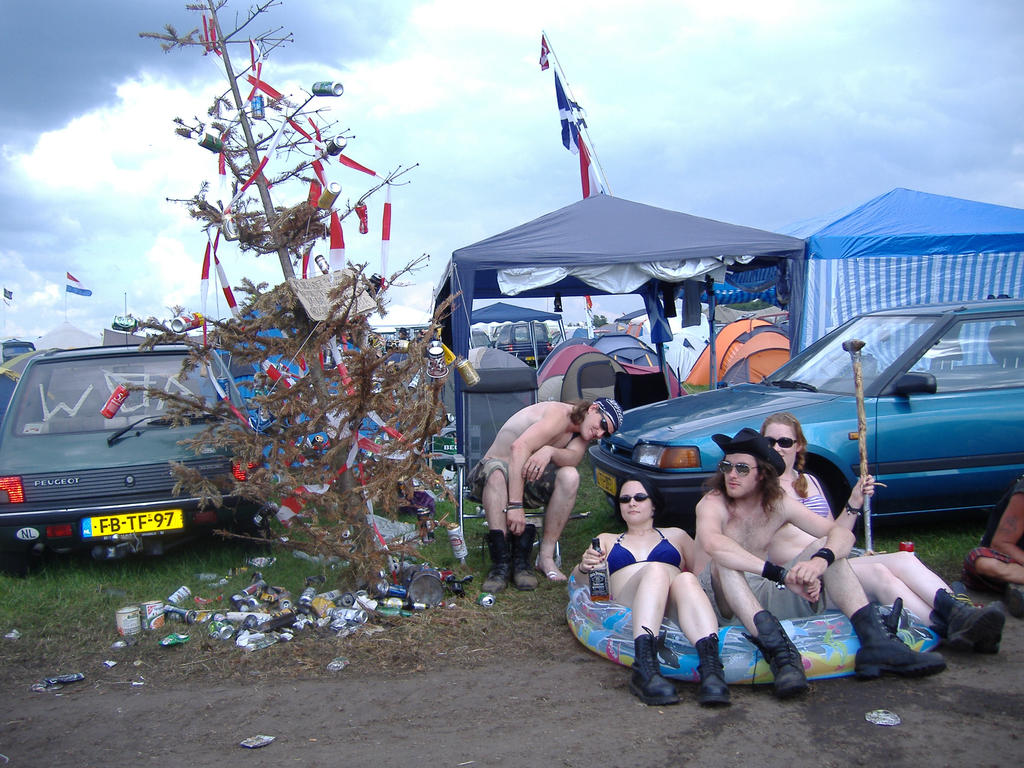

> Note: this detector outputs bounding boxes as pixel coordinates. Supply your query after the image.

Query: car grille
[13,457,232,507]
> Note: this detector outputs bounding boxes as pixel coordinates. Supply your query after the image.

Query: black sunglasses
[766,436,796,448]
[718,460,752,476]
[599,417,611,437]
[618,492,650,504]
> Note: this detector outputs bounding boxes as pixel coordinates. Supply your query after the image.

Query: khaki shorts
[466,457,558,509]
[697,557,826,626]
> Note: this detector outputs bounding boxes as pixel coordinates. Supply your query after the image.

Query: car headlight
[633,444,701,469]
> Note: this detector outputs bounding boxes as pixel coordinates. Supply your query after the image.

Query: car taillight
[0,476,25,503]
[232,462,258,481]
[46,523,73,538]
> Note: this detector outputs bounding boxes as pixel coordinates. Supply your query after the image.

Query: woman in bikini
[761,411,1005,653]
[574,475,729,707]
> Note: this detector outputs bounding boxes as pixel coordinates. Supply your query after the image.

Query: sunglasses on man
[718,460,753,476]
[765,436,796,448]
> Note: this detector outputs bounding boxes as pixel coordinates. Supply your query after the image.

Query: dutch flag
[65,272,92,297]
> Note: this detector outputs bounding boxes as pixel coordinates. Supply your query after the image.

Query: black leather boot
[510,524,539,591]
[481,530,511,593]
[931,587,1004,653]
[694,633,730,707]
[747,610,808,699]
[882,597,904,638]
[629,627,679,706]
[851,603,946,679]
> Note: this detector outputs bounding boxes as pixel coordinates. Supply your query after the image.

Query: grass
[0,457,985,683]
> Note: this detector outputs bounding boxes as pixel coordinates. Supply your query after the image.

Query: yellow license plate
[82,509,184,538]
[594,467,618,496]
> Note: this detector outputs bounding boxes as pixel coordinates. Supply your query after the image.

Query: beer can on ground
[477,592,495,607]
[447,523,469,563]
[140,601,165,631]
[100,385,130,419]
[208,620,234,640]
[115,605,141,637]
[899,541,915,553]
[165,585,192,606]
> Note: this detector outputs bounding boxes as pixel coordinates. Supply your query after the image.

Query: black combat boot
[850,603,946,679]
[746,610,808,699]
[931,587,1005,653]
[629,627,680,706]
[694,633,731,707]
[481,530,511,593]
[510,524,539,591]
[882,597,904,638]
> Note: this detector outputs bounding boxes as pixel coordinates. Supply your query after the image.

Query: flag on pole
[539,34,550,70]
[2,288,12,305]
[553,72,602,199]
[66,273,92,297]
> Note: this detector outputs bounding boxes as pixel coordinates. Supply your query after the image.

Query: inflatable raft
[566,573,940,684]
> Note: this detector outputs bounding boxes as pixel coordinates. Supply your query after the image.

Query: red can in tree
[100,385,130,419]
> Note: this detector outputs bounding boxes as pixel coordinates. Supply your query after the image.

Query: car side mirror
[892,372,937,395]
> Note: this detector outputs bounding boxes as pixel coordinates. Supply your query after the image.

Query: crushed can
[165,585,192,606]
[477,592,495,607]
[208,620,234,640]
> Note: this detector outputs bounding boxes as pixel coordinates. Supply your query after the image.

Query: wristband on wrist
[844,502,863,516]
[504,502,524,513]
[811,547,836,566]
[761,561,787,584]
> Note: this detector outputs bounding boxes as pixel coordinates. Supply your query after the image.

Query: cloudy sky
[1,0,1022,341]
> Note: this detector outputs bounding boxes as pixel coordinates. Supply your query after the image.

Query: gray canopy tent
[434,195,805,451]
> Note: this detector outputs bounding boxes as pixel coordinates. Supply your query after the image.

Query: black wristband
[762,561,787,584]
[844,503,863,516]
[505,502,524,509]
[811,547,836,566]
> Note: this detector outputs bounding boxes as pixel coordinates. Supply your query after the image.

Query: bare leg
[821,558,871,616]
[712,563,763,633]
[850,552,945,620]
[481,469,509,531]
[669,572,719,644]
[618,565,672,635]
[536,467,579,581]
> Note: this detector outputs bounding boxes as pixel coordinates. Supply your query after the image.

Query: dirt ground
[2,587,1021,768]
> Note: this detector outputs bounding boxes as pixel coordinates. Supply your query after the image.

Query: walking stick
[841,339,873,552]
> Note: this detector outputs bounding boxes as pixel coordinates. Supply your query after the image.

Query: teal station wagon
[590,299,1024,530]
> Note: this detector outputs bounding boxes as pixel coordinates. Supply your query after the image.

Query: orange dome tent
[685,318,789,387]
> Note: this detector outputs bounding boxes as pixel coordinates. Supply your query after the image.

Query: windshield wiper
[769,379,818,392]
[106,416,174,446]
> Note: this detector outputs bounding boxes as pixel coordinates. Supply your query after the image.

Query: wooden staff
[841,338,873,552]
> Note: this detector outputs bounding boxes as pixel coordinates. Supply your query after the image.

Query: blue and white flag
[554,71,580,153]
[66,272,92,297]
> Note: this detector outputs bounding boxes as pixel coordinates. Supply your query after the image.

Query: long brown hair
[704,456,786,514]
[570,399,593,425]
[760,411,810,498]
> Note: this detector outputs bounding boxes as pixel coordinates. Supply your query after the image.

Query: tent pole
[706,276,718,390]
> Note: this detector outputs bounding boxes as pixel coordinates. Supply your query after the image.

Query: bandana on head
[594,397,624,434]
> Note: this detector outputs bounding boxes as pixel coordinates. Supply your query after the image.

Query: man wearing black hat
[467,397,623,591]
[695,427,946,698]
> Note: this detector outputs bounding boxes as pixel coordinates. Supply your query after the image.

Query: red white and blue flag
[539,34,550,71]
[66,272,92,297]
[553,71,602,199]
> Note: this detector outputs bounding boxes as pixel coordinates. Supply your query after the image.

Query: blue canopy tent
[434,195,805,452]
[471,301,565,366]
[785,188,1024,351]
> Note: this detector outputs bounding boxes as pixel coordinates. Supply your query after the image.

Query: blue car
[590,298,1024,530]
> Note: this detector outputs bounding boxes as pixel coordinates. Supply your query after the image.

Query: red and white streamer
[380,184,391,279]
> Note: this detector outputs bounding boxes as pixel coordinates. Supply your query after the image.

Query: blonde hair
[760,411,810,498]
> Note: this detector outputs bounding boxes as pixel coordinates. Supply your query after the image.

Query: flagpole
[541,30,612,195]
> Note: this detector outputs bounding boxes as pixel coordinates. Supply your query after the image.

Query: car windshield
[766,314,939,394]
[7,353,240,437]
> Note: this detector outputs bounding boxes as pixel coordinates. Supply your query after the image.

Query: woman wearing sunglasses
[574,476,730,707]
[761,411,1005,653]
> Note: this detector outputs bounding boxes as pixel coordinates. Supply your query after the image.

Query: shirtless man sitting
[695,427,946,698]
[467,397,622,591]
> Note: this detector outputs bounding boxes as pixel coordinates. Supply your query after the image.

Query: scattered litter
[102,660,118,668]
[248,557,277,568]
[4,629,21,640]
[111,640,128,649]
[239,735,276,749]
[158,633,190,647]
[865,709,901,726]
[33,672,85,692]
[326,657,350,671]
